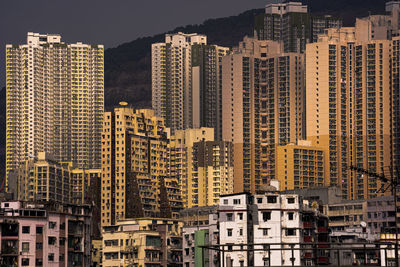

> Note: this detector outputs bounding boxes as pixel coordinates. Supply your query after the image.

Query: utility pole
[349,165,399,267]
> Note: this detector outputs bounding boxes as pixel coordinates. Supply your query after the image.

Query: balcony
[68,237,83,252]
[1,223,18,238]
[168,251,183,264]
[68,221,83,236]
[1,256,18,267]
[169,237,182,250]
[1,240,18,255]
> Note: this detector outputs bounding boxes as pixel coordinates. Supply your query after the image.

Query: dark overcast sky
[0,0,270,88]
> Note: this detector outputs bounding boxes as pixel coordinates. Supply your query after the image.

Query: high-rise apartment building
[152,32,229,134]
[221,37,305,192]
[6,32,104,187]
[221,41,262,193]
[170,128,233,208]
[306,27,395,200]
[254,2,342,53]
[276,141,327,191]
[258,42,305,184]
[15,152,100,205]
[392,37,400,171]
[101,106,182,226]
[354,1,400,42]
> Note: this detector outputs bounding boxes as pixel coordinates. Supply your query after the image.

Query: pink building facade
[0,201,92,267]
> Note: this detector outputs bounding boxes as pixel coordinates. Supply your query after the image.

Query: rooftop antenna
[349,165,400,267]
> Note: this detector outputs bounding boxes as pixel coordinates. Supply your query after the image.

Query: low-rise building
[180,206,219,267]
[0,200,92,267]
[102,218,183,267]
[330,227,378,266]
[218,181,330,266]
[323,200,367,231]
[366,196,396,234]
[283,186,342,205]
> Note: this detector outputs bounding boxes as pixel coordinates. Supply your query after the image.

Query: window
[48,237,56,245]
[238,213,243,220]
[288,212,294,220]
[22,226,30,234]
[263,229,269,236]
[286,229,296,236]
[227,213,233,221]
[240,260,244,267]
[234,199,241,205]
[185,248,189,256]
[263,258,270,266]
[36,226,43,234]
[48,253,54,262]
[227,229,233,237]
[239,228,243,236]
[267,196,277,203]
[263,212,271,221]
[224,199,228,204]
[35,259,43,266]
[36,242,43,250]
[287,197,295,204]
[22,259,29,266]
[59,238,65,246]
[49,221,56,229]
[59,254,65,262]
[60,222,65,230]
[22,242,29,252]
[257,198,263,204]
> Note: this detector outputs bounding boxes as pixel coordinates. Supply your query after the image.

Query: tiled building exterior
[6,32,104,187]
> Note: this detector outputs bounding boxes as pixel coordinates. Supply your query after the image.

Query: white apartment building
[6,32,104,187]
[151,32,229,134]
[218,182,329,266]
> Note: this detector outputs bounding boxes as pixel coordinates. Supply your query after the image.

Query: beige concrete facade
[306,28,394,200]
[102,218,183,267]
[16,152,100,205]
[170,128,214,208]
[152,33,229,134]
[323,200,367,230]
[222,37,305,193]
[101,107,182,227]
[276,141,328,191]
[170,128,234,208]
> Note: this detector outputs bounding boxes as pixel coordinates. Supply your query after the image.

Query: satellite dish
[360,221,367,228]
